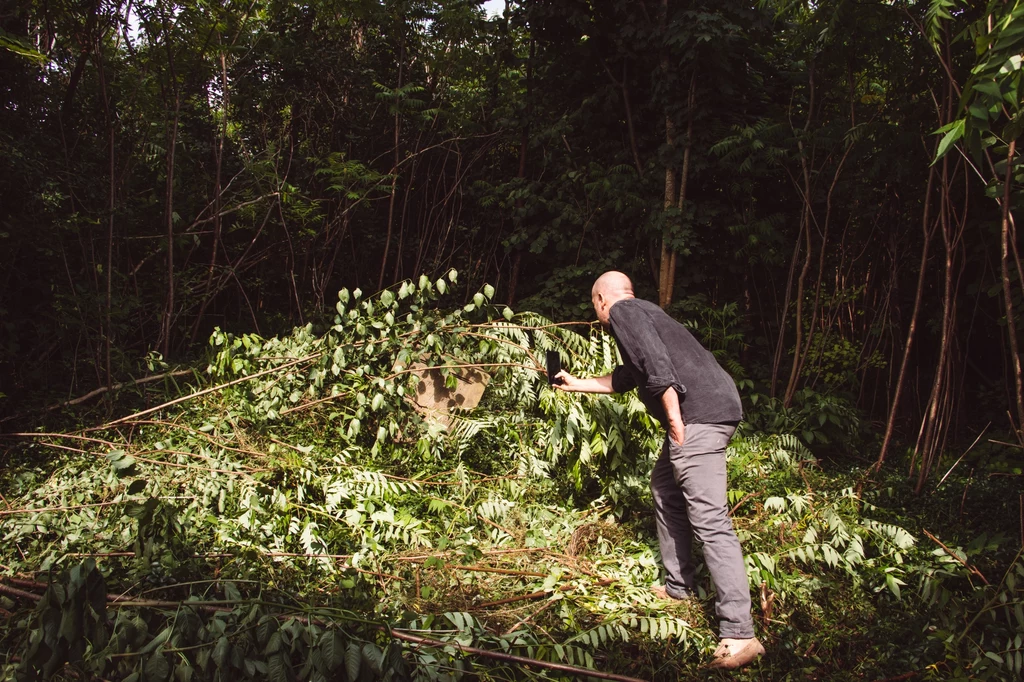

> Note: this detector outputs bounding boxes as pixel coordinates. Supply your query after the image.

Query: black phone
[546,351,564,385]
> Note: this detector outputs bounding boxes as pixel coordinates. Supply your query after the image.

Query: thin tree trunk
[657,0,673,306]
[277,137,303,324]
[158,4,180,359]
[658,146,677,308]
[378,31,405,290]
[913,155,958,493]
[622,61,643,179]
[912,40,965,489]
[783,61,816,407]
[790,140,855,392]
[783,208,813,407]
[771,222,802,397]
[161,96,179,359]
[601,59,643,178]
[393,129,424,282]
[507,37,534,307]
[191,48,229,343]
[61,0,100,121]
[1000,139,1024,438]
[662,73,696,308]
[95,33,115,389]
[875,162,937,470]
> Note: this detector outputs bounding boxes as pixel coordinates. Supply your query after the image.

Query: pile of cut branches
[1,275,1020,681]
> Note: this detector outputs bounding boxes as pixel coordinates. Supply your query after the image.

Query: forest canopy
[1,0,1024,680]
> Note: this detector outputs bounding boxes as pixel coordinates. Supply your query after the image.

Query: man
[554,271,764,670]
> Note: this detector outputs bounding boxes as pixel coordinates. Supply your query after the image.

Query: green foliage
[3,282,1022,680]
[932,0,1024,162]
[744,387,863,449]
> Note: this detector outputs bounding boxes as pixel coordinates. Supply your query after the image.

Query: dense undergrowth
[1,275,1023,681]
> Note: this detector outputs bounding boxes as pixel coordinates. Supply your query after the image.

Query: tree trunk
[95,33,115,389]
[1000,140,1024,438]
[160,96,179,359]
[507,37,534,307]
[662,73,696,309]
[158,5,180,359]
[191,48,229,344]
[789,140,854,395]
[657,0,688,308]
[378,29,405,291]
[771,220,803,397]
[622,61,643,179]
[783,61,816,407]
[783,207,813,407]
[601,59,643,178]
[913,153,961,493]
[875,162,937,470]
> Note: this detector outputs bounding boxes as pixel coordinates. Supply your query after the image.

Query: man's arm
[661,386,685,445]
[553,371,616,394]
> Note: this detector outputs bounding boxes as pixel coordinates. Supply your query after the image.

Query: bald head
[592,271,634,299]
[591,271,634,326]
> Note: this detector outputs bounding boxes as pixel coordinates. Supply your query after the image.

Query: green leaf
[361,643,383,675]
[972,81,1003,99]
[436,279,447,294]
[885,573,902,599]
[145,653,171,682]
[321,630,346,670]
[268,654,288,682]
[502,307,514,321]
[935,119,964,161]
[483,284,495,300]
[174,663,193,682]
[213,635,231,668]
[473,292,484,307]
[222,581,241,601]
[346,641,362,681]
[969,103,990,123]
[1000,55,1022,75]
[107,450,137,473]
[257,616,278,647]
[0,29,48,63]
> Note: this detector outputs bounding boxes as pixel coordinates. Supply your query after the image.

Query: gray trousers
[650,423,755,639]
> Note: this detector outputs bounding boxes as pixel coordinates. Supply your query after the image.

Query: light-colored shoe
[650,584,691,601]
[708,637,765,670]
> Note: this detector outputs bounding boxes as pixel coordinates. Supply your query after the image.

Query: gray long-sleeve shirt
[608,298,743,427]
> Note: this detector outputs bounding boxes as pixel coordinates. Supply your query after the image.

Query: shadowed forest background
[1,0,1024,680]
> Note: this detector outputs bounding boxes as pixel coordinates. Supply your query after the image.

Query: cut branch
[389,629,645,682]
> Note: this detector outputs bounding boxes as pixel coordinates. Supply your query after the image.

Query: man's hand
[661,386,685,446]
[553,370,580,391]
[554,371,616,394]
[667,421,685,446]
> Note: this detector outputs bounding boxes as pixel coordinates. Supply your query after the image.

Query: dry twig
[922,529,989,585]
